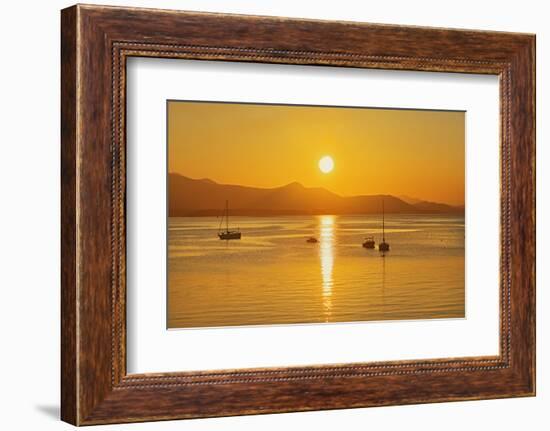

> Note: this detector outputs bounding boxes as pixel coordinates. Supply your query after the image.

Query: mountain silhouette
[168,174,464,217]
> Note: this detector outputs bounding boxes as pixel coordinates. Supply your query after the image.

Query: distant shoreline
[169,210,465,217]
[168,174,465,218]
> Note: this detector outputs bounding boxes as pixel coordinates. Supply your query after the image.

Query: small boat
[219,230,241,240]
[218,200,241,240]
[306,237,319,243]
[362,236,375,249]
[379,198,390,252]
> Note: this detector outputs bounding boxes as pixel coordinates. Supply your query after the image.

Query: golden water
[168,214,465,328]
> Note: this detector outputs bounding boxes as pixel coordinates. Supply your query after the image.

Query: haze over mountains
[169,174,464,217]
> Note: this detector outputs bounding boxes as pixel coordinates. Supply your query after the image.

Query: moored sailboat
[218,200,241,240]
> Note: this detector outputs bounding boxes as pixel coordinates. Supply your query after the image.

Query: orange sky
[168,101,465,206]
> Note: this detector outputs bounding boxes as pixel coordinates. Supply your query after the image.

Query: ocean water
[168,214,465,328]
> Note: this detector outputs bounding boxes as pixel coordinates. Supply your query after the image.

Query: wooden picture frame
[61,4,535,425]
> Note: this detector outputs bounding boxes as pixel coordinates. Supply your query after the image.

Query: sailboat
[378,198,390,252]
[218,200,241,240]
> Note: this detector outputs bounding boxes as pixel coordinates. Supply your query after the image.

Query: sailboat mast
[382,198,385,242]
[226,200,229,233]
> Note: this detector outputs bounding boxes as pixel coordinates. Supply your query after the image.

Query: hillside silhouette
[169,174,464,217]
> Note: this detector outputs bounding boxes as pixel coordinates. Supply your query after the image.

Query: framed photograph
[61,4,535,425]
[165,100,466,330]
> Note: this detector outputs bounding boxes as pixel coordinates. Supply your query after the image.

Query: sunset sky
[168,101,465,206]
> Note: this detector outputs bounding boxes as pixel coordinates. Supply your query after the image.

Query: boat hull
[379,242,390,252]
[218,231,241,240]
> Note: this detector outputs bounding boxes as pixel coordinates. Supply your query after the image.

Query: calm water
[168,215,465,328]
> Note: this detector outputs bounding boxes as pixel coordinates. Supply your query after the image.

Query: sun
[318,156,334,174]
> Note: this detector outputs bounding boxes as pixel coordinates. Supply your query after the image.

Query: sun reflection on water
[319,215,335,321]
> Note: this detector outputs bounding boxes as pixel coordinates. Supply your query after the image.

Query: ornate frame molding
[61,5,535,425]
